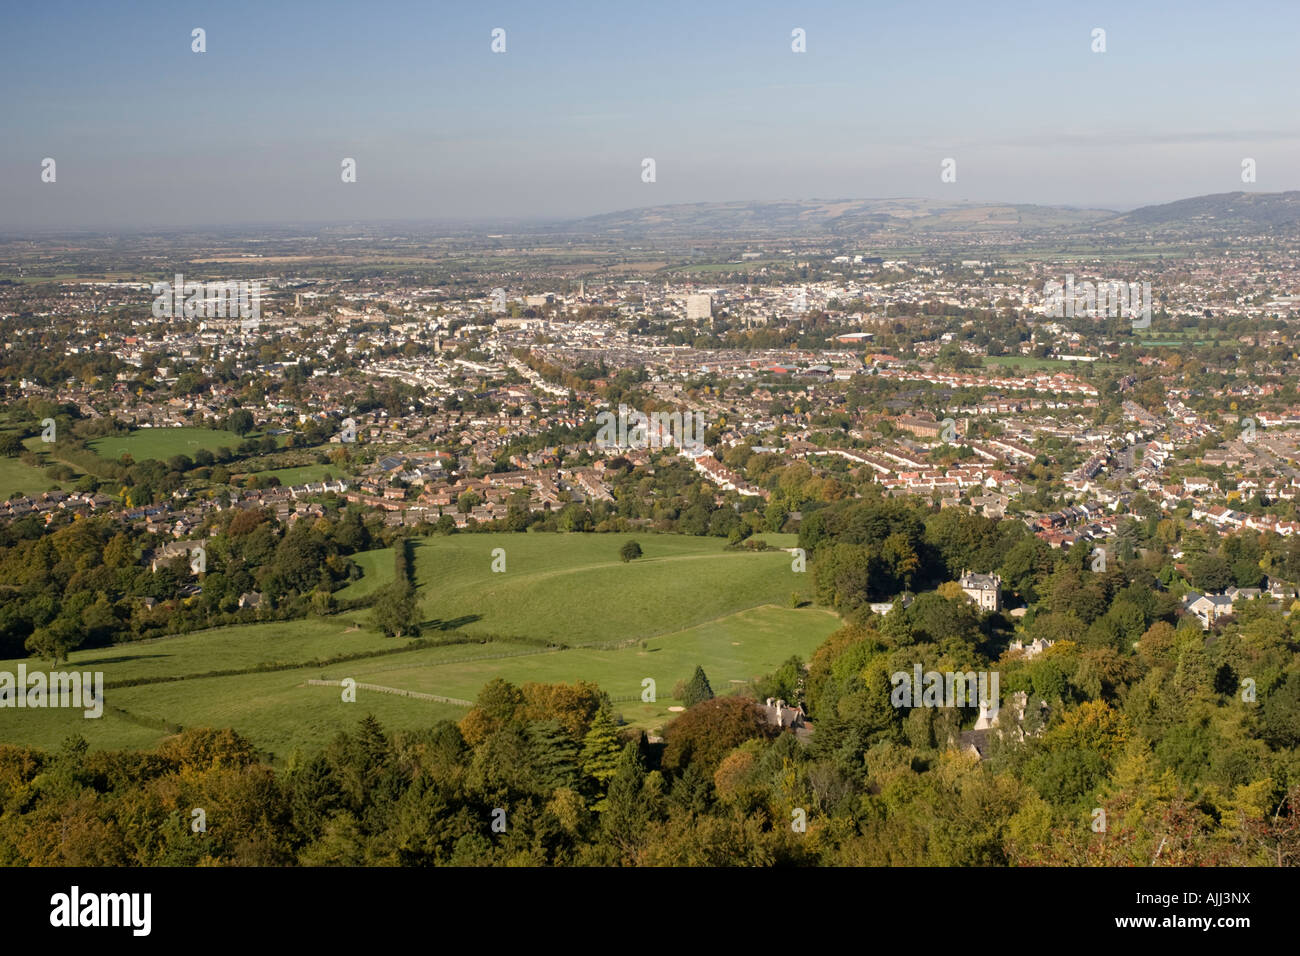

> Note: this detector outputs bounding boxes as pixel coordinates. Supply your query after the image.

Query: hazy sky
[4,0,1300,231]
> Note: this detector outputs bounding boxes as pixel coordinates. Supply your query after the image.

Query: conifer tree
[600,742,649,857]
[579,706,623,799]
[683,665,715,708]
[526,719,580,793]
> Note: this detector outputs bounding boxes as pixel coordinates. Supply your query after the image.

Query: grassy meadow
[0,533,841,758]
[0,455,67,500]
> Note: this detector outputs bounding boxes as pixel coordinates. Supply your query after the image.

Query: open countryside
[0,533,835,755]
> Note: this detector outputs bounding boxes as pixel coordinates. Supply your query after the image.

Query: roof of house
[960,570,1000,589]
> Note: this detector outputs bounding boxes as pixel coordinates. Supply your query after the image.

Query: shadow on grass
[73,653,171,666]
[424,614,482,631]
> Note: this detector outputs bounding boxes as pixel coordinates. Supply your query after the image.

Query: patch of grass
[336,547,396,600]
[110,673,470,759]
[0,706,176,752]
[254,463,340,485]
[410,532,803,645]
[673,259,790,273]
[0,622,524,756]
[350,603,840,732]
[0,532,831,755]
[983,355,1072,370]
[58,616,399,684]
[89,427,252,462]
[0,454,70,500]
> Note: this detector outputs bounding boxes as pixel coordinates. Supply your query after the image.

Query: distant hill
[1107,191,1300,233]
[560,192,1300,241]
[564,198,1113,239]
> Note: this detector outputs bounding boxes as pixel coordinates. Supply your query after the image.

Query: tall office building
[686,293,712,320]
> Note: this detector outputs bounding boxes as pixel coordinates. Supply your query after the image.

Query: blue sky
[3,0,1299,229]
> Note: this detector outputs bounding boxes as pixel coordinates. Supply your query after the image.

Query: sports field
[88,426,250,462]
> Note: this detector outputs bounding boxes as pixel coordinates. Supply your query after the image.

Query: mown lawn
[88,426,252,462]
[253,463,342,485]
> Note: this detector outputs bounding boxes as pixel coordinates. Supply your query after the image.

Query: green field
[0,533,840,757]
[982,354,1125,376]
[336,603,840,728]
[1132,331,1216,346]
[674,259,791,273]
[0,432,85,499]
[983,355,1068,370]
[89,426,250,462]
[0,455,65,500]
[254,463,340,485]
[335,547,396,600]
[410,532,806,643]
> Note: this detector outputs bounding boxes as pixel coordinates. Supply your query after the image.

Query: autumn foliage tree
[662,696,776,776]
